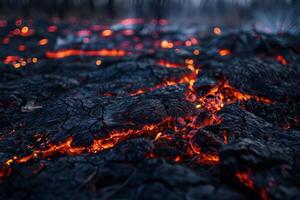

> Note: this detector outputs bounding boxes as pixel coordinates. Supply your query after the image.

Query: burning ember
[0,1,300,199]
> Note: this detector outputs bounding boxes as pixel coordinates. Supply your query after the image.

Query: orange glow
[156,59,184,68]
[185,59,199,74]
[39,39,48,46]
[218,49,231,56]
[13,63,21,69]
[0,17,282,187]
[0,119,171,178]
[153,132,163,141]
[166,73,197,90]
[236,171,270,200]
[46,49,126,59]
[0,165,11,178]
[21,26,29,34]
[276,55,287,65]
[119,18,144,26]
[5,159,13,166]
[130,89,146,96]
[197,80,272,114]
[223,81,272,104]
[193,49,200,55]
[185,40,192,46]
[161,40,174,48]
[102,29,113,37]
[3,56,39,67]
[198,154,220,164]
[95,60,102,66]
[174,156,182,162]
[4,56,19,64]
[236,171,254,189]
[185,59,194,65]
[190,37,198,45]
[213,27,222,35]
[0,20,277,180]
[223,130,228,144]
[129,74,195,96]
[128,58,199,96]
[19,26,34,36]
[153,132,173,142]
[188,141,201,155]
[32,58,38,63]
[0,67,274,179]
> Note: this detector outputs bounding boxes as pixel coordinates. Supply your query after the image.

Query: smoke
[253,1,300,34]
[0,0,299,34]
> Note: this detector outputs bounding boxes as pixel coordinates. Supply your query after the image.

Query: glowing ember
[32,57,38,63]
[21,26,29,34]
[0,18,283,200]
[95,59,102,66]
[39,39,48,46]
[102,29,113,37]
[0,67,273,179]
[197,154,220,164]
[130,89,147,96]
[174,156,182,162]
[185,40,192,46]
[156,59,184,68]
[13,63,21,68]
[223,130,228,144]
[276,55,288,65]
[236,171,254,189]
[236,170,270,200]
[4,56,19,64]
[20,26,34,36]
[46,49,126,59]
[196,80,272,114]
[0,119,170,178]
[161,40,174,48]
[193,49,200,55]
[218,49,231,56]
[119,18,144,26]
[214,27,222,35]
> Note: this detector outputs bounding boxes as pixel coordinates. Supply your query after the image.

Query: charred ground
[0,18,300,199]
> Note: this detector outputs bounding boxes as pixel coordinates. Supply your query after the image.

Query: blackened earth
[0,19,300,199]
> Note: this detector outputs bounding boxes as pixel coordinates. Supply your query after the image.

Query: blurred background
[0,0,299,33]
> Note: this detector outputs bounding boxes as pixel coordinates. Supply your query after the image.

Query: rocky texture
[0,19,299,200]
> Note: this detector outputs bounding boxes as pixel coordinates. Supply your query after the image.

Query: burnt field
[0,17,300,200]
